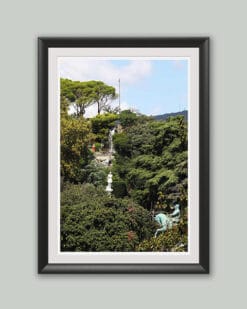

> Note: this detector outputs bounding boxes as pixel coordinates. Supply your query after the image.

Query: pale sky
[59,58,188,117]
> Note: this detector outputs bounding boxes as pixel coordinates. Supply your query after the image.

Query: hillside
[154,110,188,121]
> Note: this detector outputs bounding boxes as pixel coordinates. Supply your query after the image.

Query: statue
[170,204,180,223]
[154,213,172,238]
[105,172,113,195]
[154,204,180,237]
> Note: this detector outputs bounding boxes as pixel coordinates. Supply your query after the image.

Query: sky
[59,58,188,117]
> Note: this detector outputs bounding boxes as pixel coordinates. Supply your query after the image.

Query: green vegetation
[113,116,188,211]
[61,78,117,116]
[60,78,188,252]
[91,113,118,146]
[61,115,94,183]
[137,213,188,251]
[61,183,155,251]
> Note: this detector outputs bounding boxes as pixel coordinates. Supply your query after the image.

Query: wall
[0,0,246,308]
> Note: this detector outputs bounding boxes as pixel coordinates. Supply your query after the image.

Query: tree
[86,81,118,114]
[73,87,93,116]
[112,116,188,210]
[61,183,156,252]
[60,78,118,116]
[60,95,70,119]
[61,79,95,116]
[137,224,188,252]
[61,115,94,183]
[113,133,132,157]
[119,110,138,128]
[91,113,118,145]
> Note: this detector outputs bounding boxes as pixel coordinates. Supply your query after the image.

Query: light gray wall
[0,0,246,308]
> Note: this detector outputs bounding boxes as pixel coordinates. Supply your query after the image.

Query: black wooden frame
[38,37,209,274]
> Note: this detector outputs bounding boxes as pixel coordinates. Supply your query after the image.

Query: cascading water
[105,128,115,195]
[109,128,115,155]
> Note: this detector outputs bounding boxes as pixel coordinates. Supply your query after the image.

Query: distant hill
[153,110,188,121]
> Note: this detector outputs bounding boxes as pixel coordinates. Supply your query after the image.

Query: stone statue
[105,172,113,194]
[154,204,180,237]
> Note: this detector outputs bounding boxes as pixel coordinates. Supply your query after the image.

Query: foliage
[87,80,118,114]
[60,95,70,119]
[112,116,188,210]
[61,78,117,116]
[113,133,132,157]
[94,142,102,152]
[112,175,128,198]
[137,226,187,252]
[119,110,138,128]
[61,79,93,116]
[61,184,156,251]
[61,182,105,206]
[59,77,188,252]
[83,161,109,187]
[91,113,118,145]
[137,214,188,252]
[61,115,94,183]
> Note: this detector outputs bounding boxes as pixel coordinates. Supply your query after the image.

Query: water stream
[105,128,115,194]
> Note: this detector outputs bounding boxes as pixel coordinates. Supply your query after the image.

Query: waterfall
[105,128,115,195]
[109,128,115,155]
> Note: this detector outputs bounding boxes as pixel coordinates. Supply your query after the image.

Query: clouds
[59,58,152,89]
[59,58,152,118]
[59,58,188,116]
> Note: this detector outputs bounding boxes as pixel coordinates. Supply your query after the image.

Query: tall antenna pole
[118,78,121,112]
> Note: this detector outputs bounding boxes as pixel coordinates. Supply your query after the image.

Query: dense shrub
[61,184,156,251]
[91,113,118,145]
[119,110,138,128]
[61,182,105,206]
[137,227,187,252]
[112,116,188,210]
[137,212,188,251]
[112,176,128,198]
[113,133,132,157]
[83,161,109,187]
[61,115,94,183]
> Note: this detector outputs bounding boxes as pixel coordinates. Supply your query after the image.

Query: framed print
[38,37,209,274]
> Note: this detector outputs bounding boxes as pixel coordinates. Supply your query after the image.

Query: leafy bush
[94,142,102,151]
[137,226,187,252]
[112,176,128,198]
[119,110,138,128]
[137,211,188,251]
[83,161,109,187]
[113,133,132,157]
[91,113,118,145]
[112,116,188,210]
[60,115,94,183]
[61,182,105,206]
[61,184,156,251]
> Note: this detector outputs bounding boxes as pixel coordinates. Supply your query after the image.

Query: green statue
[154,204,180,237]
